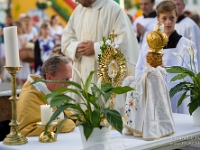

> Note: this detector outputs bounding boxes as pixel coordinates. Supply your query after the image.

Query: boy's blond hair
[156,0,178,16]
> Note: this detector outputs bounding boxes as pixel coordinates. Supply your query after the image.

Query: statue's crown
[146,23,168,53]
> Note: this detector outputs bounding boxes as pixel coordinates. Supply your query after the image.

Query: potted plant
[166,42,200,125]
[39,70,133,148]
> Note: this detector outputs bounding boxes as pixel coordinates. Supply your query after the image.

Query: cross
[109,30,118,42]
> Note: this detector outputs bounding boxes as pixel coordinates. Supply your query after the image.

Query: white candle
[40,105,52,125]
[3,26,20,67]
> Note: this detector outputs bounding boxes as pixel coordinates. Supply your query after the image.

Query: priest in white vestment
[173,0,200,72]
[133,0,157,49]
[61,0,140,114]
[123,26,175,140]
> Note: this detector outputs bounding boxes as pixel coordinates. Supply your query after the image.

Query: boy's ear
[175,16,178,22]
[157,16,160,22]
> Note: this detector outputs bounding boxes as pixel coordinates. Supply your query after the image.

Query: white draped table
[0,113,200,150]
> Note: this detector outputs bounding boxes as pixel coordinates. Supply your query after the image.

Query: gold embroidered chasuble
[17,75,75,136]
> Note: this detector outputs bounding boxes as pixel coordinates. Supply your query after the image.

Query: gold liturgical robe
[62,0,140,114]
[17,75,75,136]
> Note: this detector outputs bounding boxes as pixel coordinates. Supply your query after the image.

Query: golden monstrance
[97,30,127,109]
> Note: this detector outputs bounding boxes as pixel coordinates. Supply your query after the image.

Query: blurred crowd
[0,3,200,88]
[183,11,200,27]
[0,14,64,87]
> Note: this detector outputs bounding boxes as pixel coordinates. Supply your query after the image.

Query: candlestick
[37,121,57,143]
[40,105,52,125]
[3,67,27,145]
[3,26,20,67]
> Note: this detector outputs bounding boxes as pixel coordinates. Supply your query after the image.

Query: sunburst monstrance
[97,30,127,87]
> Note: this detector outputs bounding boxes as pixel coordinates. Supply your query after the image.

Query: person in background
[17,55,75,136]
[173,0,200,72]
[133,0,157,49]
[135,0,198,114]
[21,14,39,74]
[61,0,140,115]
[18,13,27,22]
[34,22,55,75]
[183,10,193,18]
[191,14,200,28]
[13,21,31,87]
[50,15,63,44]
[0,25,5,82]
[50,44,64,57]
[21,14,38,43]
[0,14,13,82]
[127,13,134,25]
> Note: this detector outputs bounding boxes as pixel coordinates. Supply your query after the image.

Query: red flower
[129,101,134,107]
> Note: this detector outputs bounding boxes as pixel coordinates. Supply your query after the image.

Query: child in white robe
[123,24,175,140]
[135,0,198,114]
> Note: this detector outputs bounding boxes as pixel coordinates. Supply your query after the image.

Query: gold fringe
[123,125,143,135]
[143,132,175,141]
[124,125,175,141]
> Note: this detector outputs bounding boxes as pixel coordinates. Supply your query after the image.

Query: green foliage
[124,0,135,10]
[38,70,133,140]
[166,66,195,77]
[166,43,200,115]
[36,1,48,10]
[102,109,123,133]
[49,0,70,21]
[98,37,111,62]
[166,65,200,115]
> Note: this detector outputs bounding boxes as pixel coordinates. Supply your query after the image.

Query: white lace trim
[122,76,135,86]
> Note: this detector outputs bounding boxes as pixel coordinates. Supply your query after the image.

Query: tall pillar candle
[40,105,52,125]
[3,26,20,67]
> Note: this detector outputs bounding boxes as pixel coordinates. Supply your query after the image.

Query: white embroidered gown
[123,67,175,140]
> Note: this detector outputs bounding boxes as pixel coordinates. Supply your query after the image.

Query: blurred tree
[124,0,134,10]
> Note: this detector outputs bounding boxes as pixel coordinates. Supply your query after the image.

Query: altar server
[173,0,200,72]
[133,0,157,49]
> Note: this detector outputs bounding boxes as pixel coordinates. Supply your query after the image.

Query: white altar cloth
[0,113,200,150]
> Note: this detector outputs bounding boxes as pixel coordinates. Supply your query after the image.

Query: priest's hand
[77,41,94,56]
[137,23,145,36]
